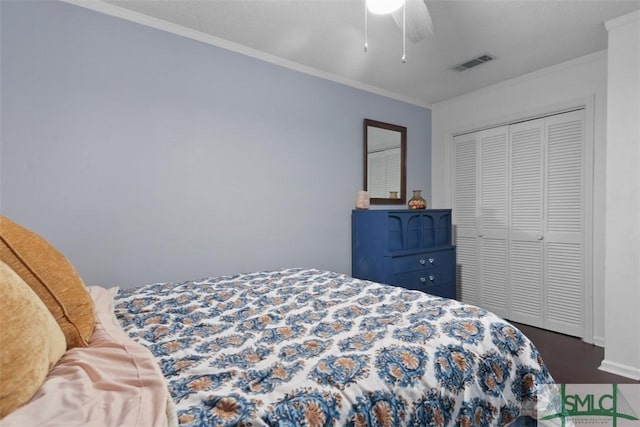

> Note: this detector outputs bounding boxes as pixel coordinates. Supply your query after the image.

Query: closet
[453,109,588,337]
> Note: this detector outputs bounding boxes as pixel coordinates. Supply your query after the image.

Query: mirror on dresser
[363,119,407,204]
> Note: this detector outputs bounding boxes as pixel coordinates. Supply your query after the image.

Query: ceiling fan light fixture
[367,0,405,15]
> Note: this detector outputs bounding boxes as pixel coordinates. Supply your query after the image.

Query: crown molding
[605,9,640,31]
[61,0,430,109]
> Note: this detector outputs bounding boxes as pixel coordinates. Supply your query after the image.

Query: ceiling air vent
[453,54,494,71]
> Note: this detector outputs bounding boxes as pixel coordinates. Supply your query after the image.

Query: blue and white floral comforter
[114,268,554,426]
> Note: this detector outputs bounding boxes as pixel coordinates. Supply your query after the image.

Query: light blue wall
[0,0,431,287]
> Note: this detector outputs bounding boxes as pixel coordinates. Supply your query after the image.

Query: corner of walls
[600,9,640,380]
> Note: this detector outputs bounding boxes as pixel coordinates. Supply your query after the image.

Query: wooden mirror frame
[363,119,407,205]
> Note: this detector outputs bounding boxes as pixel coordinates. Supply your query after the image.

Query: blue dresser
[351,209,456,299]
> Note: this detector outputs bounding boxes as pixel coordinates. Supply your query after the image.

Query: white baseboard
[599,359,640,380]
[592,335,605,347]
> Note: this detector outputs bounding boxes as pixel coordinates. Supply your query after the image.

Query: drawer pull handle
[420,277,426,283]
[429,275,435,281]
[428,257,434,264]
[419,259,426,265]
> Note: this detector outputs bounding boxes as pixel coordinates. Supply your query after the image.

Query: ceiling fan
[365,0,434,62]
[391,0,434,43]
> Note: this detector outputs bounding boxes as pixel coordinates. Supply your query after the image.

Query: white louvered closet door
[453,133,479,306]
[509,118,545,328]
[478,127,510,319]
[543,110,585,337]
[453,109,586,337]
[453,127,509,317]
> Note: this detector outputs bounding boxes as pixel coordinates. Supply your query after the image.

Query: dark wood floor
[511,322,639,384]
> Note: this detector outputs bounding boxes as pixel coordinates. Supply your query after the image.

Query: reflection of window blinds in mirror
[369,154,386,197]
[368,148,401,198]
[386,148,401,195]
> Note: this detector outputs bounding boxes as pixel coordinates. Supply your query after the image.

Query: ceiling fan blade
[392,0,434,43]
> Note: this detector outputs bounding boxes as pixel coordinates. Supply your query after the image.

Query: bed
[0,215,557,426]
[112,267,556,426]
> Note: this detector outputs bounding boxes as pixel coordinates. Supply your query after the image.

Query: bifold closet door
[453,132,479,306]
[477,126,509,319]
[453,126,510,319]
[509,111,585,336]
[542,110,585,337]
[509,118,545,328]
[453,109,586,337]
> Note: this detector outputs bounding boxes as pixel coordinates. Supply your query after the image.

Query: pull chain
[364,0,368,52]
[401,1,406,63]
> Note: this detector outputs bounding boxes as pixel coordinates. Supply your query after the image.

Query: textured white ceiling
[92,0,640,105]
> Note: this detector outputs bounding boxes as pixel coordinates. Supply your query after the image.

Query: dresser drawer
[391,248,455,274]
[390,270,456,299]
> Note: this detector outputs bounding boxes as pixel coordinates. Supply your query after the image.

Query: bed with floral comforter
[114,268,555,426]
